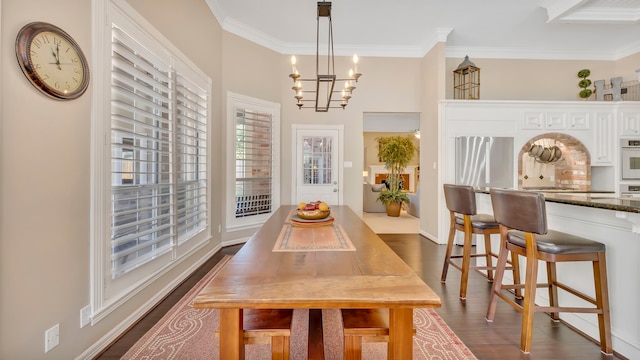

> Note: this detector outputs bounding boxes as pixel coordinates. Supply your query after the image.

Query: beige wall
[0,0,224,358]
[219,32,283,244]
[420,42,447,240]
[446,57,634,100]
[278,56,423,214]
[1,0,639,358]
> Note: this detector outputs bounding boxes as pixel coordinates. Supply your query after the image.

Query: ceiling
[205,0,640,60]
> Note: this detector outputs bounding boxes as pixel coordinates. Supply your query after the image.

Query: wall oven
[621,139,640,180]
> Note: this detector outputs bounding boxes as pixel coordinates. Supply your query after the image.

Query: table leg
[388,308,413,360]
[219,308,244,359]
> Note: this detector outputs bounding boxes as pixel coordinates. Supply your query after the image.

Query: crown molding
[206,0,638,61]
[445,45,640,61]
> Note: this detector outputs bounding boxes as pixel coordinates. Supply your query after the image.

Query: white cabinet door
[522,111,545,130]
[546,112,567,129]
[593,112,614,165]
[568,112,590,130]
[620,112,640,136]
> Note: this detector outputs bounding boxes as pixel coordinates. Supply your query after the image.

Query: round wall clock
[15,22,90,100]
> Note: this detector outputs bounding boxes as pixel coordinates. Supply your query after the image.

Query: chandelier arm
[289,2,361,112]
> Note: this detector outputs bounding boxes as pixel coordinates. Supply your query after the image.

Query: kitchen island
[473,189,640,359]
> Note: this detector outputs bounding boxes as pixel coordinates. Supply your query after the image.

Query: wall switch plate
[80,305,91,328]
[45,324,59,353]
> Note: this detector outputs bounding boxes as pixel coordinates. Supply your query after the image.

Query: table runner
[272,223,356,252]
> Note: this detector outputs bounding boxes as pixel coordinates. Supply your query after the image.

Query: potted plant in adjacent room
[375,135,417,217]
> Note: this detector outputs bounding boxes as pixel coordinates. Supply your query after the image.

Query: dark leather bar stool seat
[442,184,521,299]
[487,188,612,354]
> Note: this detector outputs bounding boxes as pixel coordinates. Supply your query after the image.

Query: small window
[226,93,280,230]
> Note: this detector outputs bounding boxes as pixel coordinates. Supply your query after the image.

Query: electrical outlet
[80,305,92,328]
[44,324,59,353]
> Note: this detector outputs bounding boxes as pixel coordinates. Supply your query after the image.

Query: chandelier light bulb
[285,2,362,111]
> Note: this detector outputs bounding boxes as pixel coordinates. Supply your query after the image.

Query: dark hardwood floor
[96,234,623,360]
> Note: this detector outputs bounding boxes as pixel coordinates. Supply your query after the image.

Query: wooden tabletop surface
[193,205,441,310]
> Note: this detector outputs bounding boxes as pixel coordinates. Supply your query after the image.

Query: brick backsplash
[519,132,591,190]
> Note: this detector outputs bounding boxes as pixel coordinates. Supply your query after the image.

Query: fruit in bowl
[296,201,331,220]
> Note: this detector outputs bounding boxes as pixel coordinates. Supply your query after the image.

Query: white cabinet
[522,111,588,130]
[592,112,614,165]
[620,111,640,136]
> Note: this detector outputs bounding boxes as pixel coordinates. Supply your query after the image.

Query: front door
[292,125,343,206]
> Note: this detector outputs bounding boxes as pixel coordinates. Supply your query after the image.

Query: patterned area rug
[122,255,477,360]
[272,224,356,252]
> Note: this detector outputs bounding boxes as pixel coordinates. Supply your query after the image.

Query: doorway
[292,124,344,206]
[362,113,421,215]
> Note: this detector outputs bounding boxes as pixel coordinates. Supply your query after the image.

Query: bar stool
[442,184,521,299]
[487,188,612,354]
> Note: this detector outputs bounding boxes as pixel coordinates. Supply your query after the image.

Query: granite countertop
[475,188,640,214]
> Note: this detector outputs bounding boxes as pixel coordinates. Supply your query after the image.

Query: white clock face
[16,22,90,100]
[28,30,86,95]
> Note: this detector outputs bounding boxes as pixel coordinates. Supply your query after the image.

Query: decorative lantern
[453,55,480,99]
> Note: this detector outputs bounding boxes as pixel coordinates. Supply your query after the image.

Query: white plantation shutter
[92,0,211,322]
[235,109,273,218]
[109,25,209,279]
[175,71,208,242]
[226,93,280,230]
[110,26,174,278]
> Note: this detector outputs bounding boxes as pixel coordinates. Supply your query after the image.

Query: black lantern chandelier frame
[288,2,362,112]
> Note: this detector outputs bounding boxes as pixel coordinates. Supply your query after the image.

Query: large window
[92,0,211,321]
[226,93,280,230]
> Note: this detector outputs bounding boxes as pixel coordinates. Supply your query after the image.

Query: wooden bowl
[296,209,331,220]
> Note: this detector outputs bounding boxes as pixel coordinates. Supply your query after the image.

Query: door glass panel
[303,136,333,185]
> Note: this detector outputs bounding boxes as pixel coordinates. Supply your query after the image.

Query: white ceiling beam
[541,0,589,22]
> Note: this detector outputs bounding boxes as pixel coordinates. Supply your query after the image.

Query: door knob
[333,188,338,192]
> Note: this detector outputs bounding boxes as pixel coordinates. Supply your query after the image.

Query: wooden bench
[216,308,293,360]
[341,308,416,360]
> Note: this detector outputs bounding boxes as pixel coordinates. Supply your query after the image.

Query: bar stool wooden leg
[441,213,457,282]
[546,262,560,321]
[459,215,474,299]
[483,233,494,282]
[520,233,539,354]
[486,236,510,322]
[510,250,522,299]
[594,253,613,354]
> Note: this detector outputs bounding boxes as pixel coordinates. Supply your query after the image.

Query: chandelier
[288,2,362,112]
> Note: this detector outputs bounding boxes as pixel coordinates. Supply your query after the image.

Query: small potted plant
[375,135,417,217]
[578,69,593,100]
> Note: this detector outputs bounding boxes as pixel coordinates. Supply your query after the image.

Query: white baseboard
[75,244,221,360]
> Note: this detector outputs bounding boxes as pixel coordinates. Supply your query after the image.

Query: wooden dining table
[193,205,441,359]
